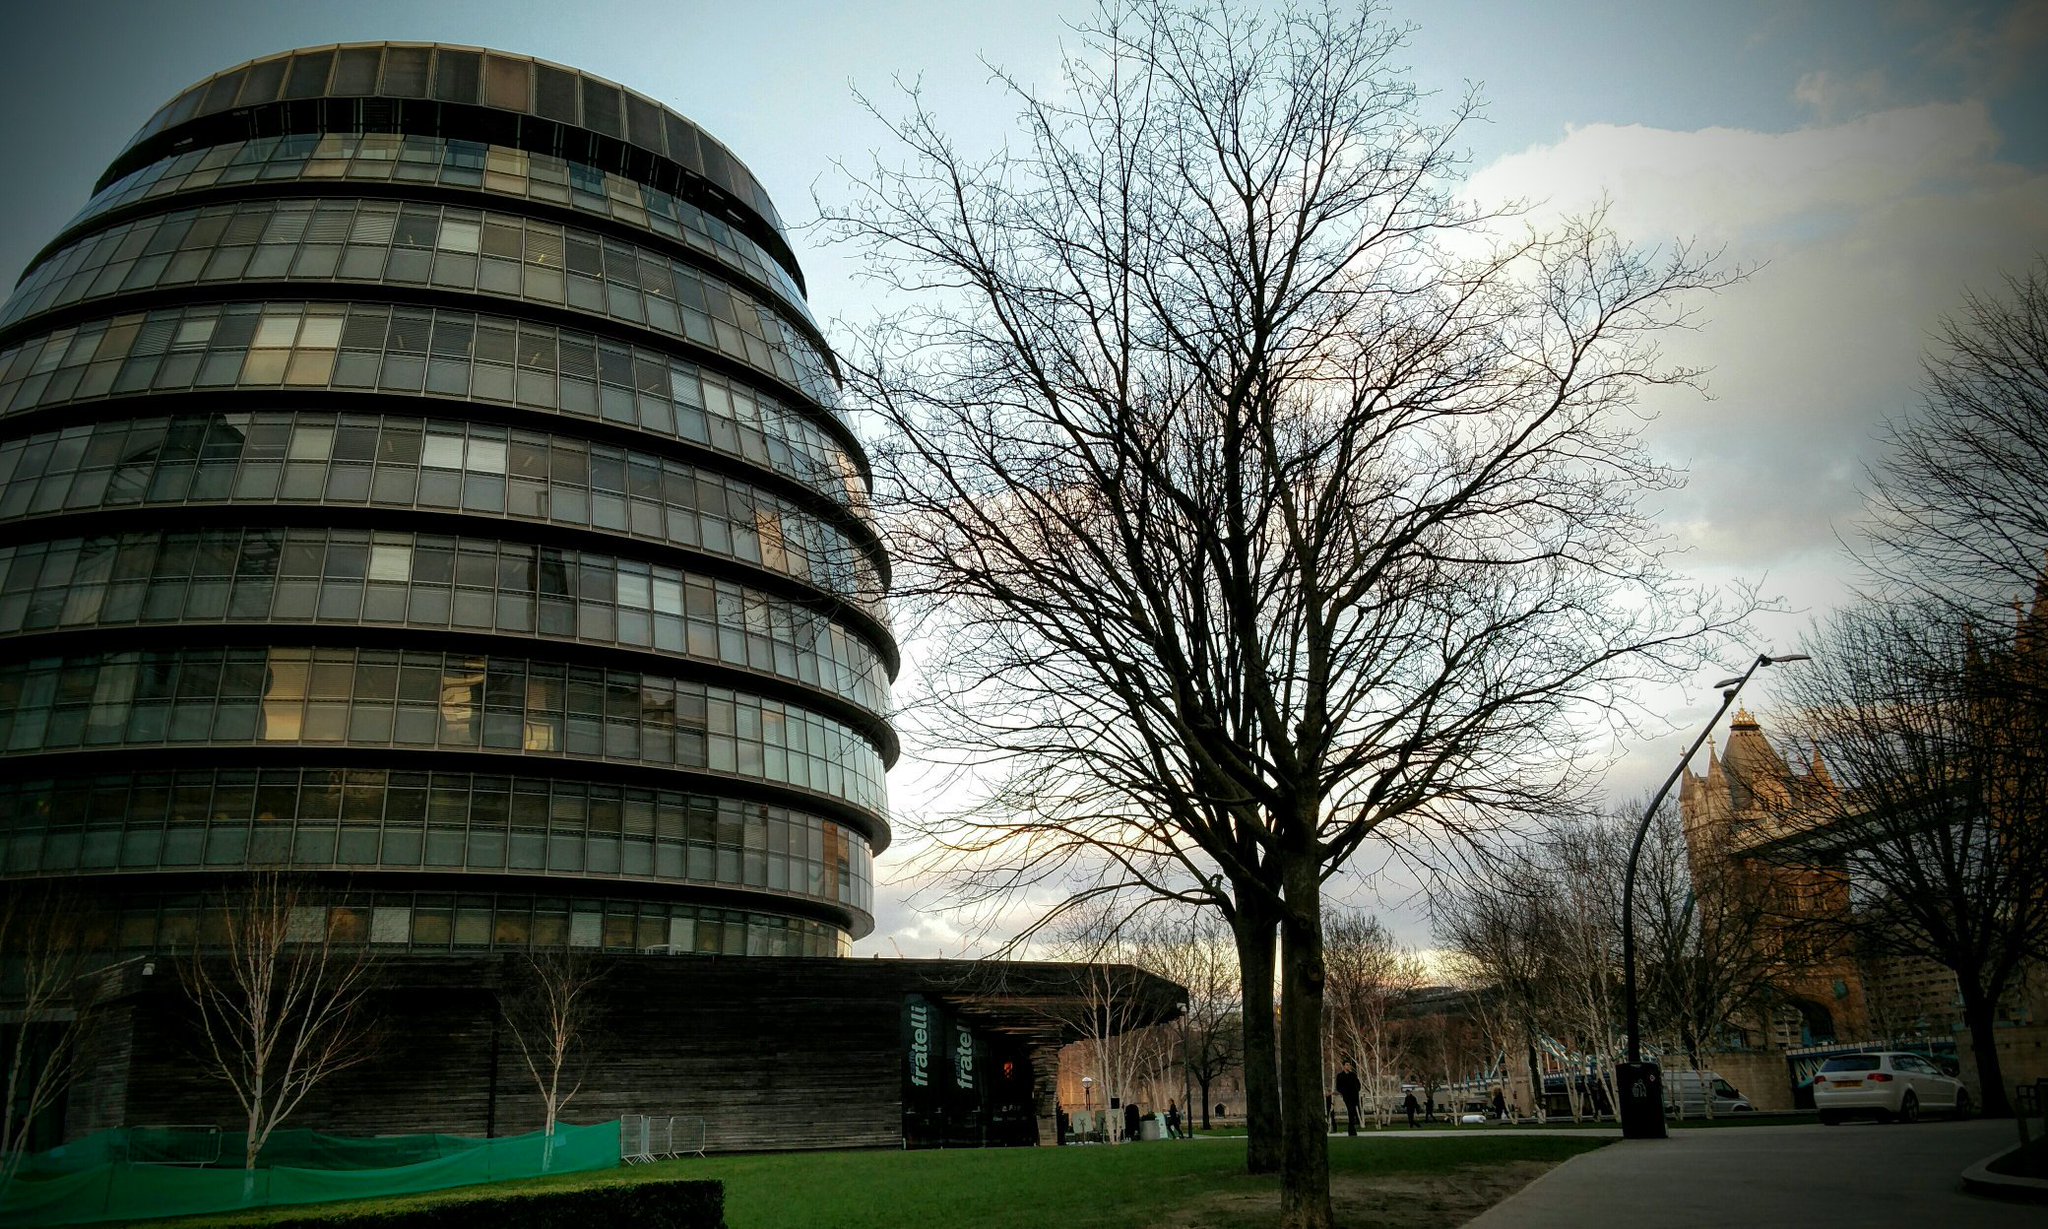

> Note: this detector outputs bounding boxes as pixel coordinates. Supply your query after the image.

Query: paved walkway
[1463,1119,2032,1228]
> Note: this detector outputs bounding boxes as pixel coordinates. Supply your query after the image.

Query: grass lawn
[131,1135,1608,1229]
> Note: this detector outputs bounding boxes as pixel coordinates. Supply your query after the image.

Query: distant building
[1679,708,1872,1047]
[1679,700,2042,1105]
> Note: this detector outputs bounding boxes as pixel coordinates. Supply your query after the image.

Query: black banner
[902,994,947,1147]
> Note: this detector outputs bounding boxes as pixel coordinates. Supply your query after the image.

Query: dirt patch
[1170,1160,1562,1229]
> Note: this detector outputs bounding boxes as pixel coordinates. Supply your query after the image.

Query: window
[1818,1055,1880,1073]
[437,218,480,253]
[368,543,410,582]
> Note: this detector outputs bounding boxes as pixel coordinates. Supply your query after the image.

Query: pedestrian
[1402,1089,1421,1128]
[1166,1100,1181,1139]
[1425,1088,1436,1122]
[1336,1060,1363,1136]
[1491,1087,1507,1121]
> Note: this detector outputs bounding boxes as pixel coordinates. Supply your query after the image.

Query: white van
[1663,1070,1754,1117]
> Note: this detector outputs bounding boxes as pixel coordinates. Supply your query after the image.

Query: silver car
[1812,1052,1972,1124]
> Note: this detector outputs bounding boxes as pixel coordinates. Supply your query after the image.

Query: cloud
[1793,67,1892,122]
[1920,0,2048,96]
[1462,102,2048,581]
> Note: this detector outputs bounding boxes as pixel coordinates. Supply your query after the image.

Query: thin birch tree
[180,873,378,1174]
[499,947,606,1165]
[0,890,101,1189]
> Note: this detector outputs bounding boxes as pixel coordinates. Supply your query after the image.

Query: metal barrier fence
[620,1115,706,1163]
[125,1126,222,1167]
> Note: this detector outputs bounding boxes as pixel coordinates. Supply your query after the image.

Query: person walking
[1166,1101,1181,1139]
[1402,1089,1421,1128]
[1336,1060,1363,1136]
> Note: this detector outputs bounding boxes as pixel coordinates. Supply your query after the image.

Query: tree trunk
[1198,1076,1214,1129]
[1959,983,2012,1116]
[1278,856,1332,1229]
[1232,891,1282,1173]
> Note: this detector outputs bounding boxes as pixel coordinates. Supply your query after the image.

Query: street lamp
[1616,652,1810,1140]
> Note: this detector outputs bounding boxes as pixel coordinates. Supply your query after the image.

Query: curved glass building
[0,44,892,958]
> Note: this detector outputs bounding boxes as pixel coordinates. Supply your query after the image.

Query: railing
[126,1125,223,1167]
[619,1114,707,1163]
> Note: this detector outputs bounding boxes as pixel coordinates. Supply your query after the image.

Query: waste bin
[1139,1116,1163,1142]
[1616,1061,1668,1139]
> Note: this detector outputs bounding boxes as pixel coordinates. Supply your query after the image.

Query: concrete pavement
[1462,1120,2033,1228]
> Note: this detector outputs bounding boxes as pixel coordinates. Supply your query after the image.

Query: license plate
[1829,1080,1862,1088]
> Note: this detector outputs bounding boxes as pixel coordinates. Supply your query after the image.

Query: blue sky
[1,1,2043,955]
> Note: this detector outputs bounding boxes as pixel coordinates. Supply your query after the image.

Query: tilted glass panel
[0,412,886,619]
[0,300,863,511]
[0,530,893,717]
[0,769,873,918]
[66,133,816,335]
[0,647,890,819]
[5,198,837,410]
[0,880,852,956]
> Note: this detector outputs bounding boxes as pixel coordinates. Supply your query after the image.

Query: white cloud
[1463,102,2048,580]
[1793,67,1892,122]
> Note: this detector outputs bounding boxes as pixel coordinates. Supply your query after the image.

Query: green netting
[16,1126,503,1176]
[0,1120,620,1227]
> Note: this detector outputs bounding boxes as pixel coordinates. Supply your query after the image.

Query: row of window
[0,647,890,818]
[8,198,838,413]
[0,769,871,912]
[128,44,788,239]
[0,413,886,615]
[79,133,809,325]
[44,890,848,959]
[0,300,862,509]
[0,529,891,715]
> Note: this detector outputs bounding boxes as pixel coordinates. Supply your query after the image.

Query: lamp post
[1616,652,1810,1140]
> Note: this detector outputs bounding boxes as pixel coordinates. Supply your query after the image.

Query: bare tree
[826,1,1738,1219]
[1437,877,1552,1115]
[1130,910,1241,1131]
[0,890,101,1189]
[499,947,606,1165]
[1040,902,1180,1142]
[181,873,378,1174]
[1545,820,1631,1118]
[1632,796,1780,1116]
[1440,819,1635,1120]
[1321,912,1424,1126]
[1860,257,2048,616]
[1774,598,2048,1116]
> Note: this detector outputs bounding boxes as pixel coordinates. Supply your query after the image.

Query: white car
[1812,1052,1972,1124]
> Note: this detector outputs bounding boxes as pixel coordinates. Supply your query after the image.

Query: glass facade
[4,196,842,409]
[0,302,869,512]
[0,45,891,952]
[71,134,814,327]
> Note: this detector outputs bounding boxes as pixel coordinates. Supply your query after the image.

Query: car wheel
[1818,1110,1842,1126]
[1898,1091,1918,1124]
[1953,1090,1972,1120]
